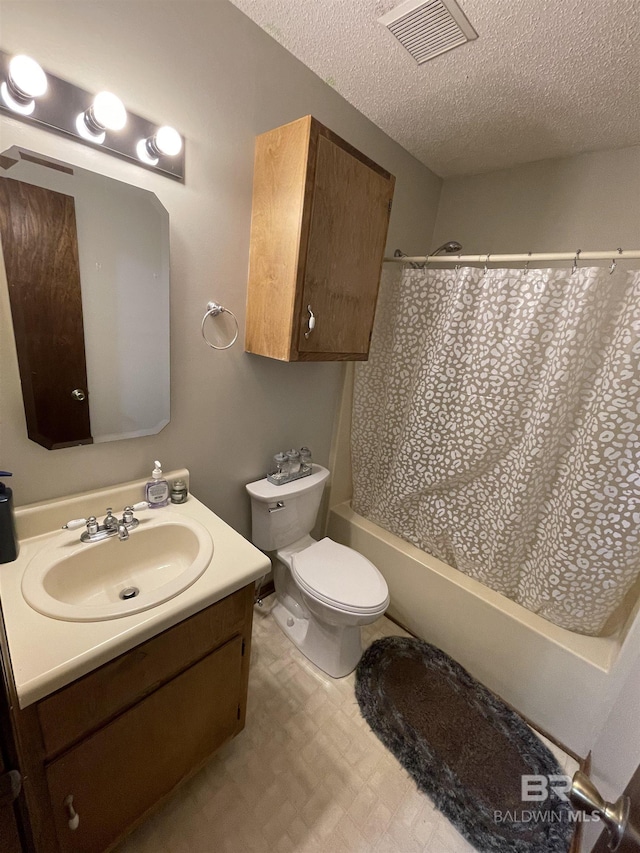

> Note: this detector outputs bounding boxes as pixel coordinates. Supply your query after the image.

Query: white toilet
[246,465,389,678]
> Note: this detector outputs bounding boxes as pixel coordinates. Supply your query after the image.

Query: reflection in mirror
[0,147,170,449]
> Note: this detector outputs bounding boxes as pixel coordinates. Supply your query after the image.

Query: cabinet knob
[64,794,80,830]
[304,305,316,339]
[71,388,86,402]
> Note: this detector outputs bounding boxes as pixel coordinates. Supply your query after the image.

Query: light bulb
[91,91,127,131]
[76,91,126,144]
[1,82,34,115]
[140,126,183,162]
[154,126,182,156]
[136,138,158,166]
[9,55,47,98]
[1,54,47,115]
[75,111,105,143]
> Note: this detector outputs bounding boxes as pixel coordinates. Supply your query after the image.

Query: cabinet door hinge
[237,705,241,720]
[241,638,246,656]
[388,199,392,213]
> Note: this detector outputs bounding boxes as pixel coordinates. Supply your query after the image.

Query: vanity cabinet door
[45,635,243,853]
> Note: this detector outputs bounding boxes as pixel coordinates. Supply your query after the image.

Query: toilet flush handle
[268,501,286,513]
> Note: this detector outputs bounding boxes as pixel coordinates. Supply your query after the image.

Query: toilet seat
[292,538,389,615]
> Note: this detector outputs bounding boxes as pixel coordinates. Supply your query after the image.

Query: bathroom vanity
[0,471,269,852]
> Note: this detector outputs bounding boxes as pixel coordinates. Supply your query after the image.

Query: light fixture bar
[0,49,184,181]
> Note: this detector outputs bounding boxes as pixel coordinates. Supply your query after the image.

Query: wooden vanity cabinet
[245,115,395,362]
[13,584,253,853]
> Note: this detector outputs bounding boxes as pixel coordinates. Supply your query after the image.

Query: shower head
[392,242,462,269]
[431,241,462,255]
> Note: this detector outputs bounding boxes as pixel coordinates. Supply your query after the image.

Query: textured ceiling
[229,0,640,177]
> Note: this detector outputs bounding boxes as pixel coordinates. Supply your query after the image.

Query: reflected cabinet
[245,116,395,362]
[0,147,170,450]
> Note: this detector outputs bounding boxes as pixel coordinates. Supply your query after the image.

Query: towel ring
[201,301,239,350]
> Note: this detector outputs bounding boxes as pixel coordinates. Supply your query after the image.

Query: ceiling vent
[379,0,477,65]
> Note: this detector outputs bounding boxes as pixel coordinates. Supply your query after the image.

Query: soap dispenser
[145,461,170,508]
[0,471,18,563]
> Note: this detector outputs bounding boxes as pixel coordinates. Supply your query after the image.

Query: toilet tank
[245,465,330,551]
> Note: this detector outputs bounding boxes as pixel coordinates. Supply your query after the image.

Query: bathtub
[327,500,640,757]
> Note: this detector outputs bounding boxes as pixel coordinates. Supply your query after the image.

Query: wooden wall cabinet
[11,585,253,853]
[245,116,395,362]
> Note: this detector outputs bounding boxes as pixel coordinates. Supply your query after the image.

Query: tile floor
[117,597,579,853]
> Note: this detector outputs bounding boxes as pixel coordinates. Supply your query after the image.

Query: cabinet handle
[64,794,80,831]
[304,305,315,339]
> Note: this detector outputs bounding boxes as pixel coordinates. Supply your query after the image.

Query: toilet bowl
[246,466,389,677]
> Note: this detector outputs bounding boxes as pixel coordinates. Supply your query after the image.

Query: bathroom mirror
[0,146,170,449]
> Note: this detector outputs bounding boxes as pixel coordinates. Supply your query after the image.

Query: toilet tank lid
[246,465,329,500]
[292,538,389,611]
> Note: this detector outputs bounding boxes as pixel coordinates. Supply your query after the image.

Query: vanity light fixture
[136,125,182,165]
[75,91,127,144]
[0,49,185,181]
[1,54,47,116]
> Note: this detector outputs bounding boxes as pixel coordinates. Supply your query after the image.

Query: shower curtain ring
[525,251,532,270]
[572,249,582,275]
[483,253,491,275]
[610,247,623,275]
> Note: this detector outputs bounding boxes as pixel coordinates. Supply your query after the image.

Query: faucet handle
[86,517,99,535]
[121,506,135,524]
[103,508,118,529]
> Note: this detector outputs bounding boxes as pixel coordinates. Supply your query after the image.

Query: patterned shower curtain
[352,265,640,635]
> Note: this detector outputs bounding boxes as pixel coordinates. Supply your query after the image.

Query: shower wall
[431,145,640,254]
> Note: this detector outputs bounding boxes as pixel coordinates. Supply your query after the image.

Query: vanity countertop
[0,470,270,708]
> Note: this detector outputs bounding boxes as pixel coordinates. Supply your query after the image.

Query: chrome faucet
[63,504,146,543]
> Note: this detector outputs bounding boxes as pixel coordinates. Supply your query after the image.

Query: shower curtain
[352,265,640,635]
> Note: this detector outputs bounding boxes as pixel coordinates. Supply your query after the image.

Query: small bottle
[273,452,289,481]
[170,479,188,504]
[0,471,18,564]
[286,449,301,475]
[299,447,312,472]
[145,461,170,508]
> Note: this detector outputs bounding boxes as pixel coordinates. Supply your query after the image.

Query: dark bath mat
[355,637,574,853]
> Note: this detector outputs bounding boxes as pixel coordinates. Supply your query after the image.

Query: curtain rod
[383,250,640,264]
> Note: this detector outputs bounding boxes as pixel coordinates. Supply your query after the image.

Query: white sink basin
[22,516,214,622]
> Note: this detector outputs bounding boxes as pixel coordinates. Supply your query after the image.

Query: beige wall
[0,0,441,536]
[432,146,640,253]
